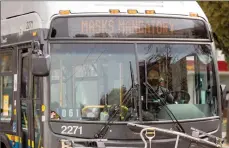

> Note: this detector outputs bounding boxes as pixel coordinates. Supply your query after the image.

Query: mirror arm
[32,40,43,55]
[32,49,43,56]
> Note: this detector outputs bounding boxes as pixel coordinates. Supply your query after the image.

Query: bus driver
[147,69,174,104]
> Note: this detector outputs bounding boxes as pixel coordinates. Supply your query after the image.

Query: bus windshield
[50,43,217,121]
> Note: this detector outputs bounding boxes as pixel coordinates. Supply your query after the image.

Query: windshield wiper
[123,61,139,118]
[94,104,121,138]
[94,95,135,138]
[94,61,139,139]
[144,82,185,133]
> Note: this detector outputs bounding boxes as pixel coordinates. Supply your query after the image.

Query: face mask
[149,79,159,86]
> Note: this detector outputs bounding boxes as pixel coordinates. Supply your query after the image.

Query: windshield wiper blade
[94,104,121,138]
[144,82,185,133]
[124,61,139,115]
[94,61,139,139]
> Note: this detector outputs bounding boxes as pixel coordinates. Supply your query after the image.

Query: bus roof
[1,1,208,21]
[1,1,209,37]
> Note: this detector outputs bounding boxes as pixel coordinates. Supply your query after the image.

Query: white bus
[0,1,225,148]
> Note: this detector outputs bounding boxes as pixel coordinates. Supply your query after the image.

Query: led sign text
[80,19,174,35]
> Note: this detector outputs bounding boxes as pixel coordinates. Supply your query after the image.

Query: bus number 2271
[61,125,83,135]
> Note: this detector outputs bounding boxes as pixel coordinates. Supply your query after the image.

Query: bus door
[19,48,43,148]
[0,48,17,147]
[32,77,43,148]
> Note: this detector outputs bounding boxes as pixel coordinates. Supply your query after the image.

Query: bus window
[34,103,42,148]
[0,76,13,122]
[21,56,29,98]
[21,102,28,130]
[0,52,12,73]
[33,77,40,99]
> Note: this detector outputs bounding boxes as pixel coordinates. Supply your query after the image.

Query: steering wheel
[145,93,168,112]
[170,90,190,104]
[151,96,167,106]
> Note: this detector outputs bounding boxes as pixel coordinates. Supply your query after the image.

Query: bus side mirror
[32,54,51,76]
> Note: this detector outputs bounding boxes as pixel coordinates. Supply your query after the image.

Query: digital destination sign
[50,16,209,39]
[80,19,173,35]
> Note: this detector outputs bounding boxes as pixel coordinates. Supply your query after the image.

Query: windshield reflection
[137,44,217,121]
[50,44,137,121]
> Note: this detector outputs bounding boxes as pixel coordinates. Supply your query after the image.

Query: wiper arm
[122,61,139,118]
[124,61,138,113]
[94,61,139,139]
[144,82,185,133]
[94,104,121,139]
[94,101,137,139]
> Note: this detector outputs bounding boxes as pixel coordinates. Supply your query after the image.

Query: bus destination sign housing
[50,16,210,39]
